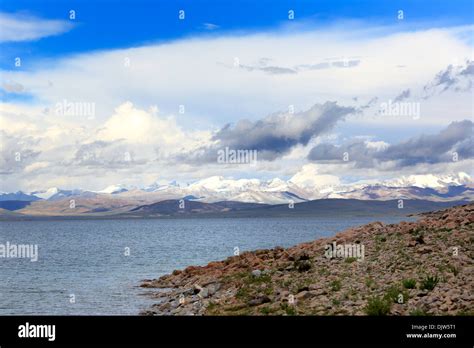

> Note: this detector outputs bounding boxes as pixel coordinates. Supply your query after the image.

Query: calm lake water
[0,216,413,315]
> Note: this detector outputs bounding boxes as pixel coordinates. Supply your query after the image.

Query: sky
[0,0,473,192]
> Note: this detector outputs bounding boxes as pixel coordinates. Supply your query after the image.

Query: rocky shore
[140,203,473,315]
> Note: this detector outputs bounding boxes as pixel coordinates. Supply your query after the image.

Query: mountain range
[0,172,472,218]
[2,172,473,203]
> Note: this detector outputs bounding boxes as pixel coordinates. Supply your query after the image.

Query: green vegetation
[447,264,459,276]
[420,275,439,291]
[234,272,273,302]
[385,285,408,304]
[402,278,417,289]
[235,286,250,300]
[330,279,342,292]
[280,303,297,315]
[205,302,218,314]
[410,308,431,316]
[260,306,274,315]
[318,267,330,276]
[364,296,392,316]
[365,277,376,289]
[409,228,425,244]
[294,259,312,272]
[345,257,358,263]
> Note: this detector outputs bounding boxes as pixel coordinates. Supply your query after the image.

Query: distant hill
[1,197,467,220]
[0,200,32,211]
[125,198,467,218]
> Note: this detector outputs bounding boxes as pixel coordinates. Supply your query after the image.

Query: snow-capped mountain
[31,187,62,200]
[4,172,473,204]
[131,172,473,203]
[382,173,472,189]
[31,188,95,200]
[143,180,180,192]
[97,185,129,194]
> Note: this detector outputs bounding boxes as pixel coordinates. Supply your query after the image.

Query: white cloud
[0,12,74,42]
[289,163,340,189]
[202,23,219,30]
[1,22,473,191]
[97,101,188,146]
[1,23,472,128]
[23,161,50,173]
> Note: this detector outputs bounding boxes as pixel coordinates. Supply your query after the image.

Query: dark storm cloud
[308,120,473,168]
[179,102,356,163]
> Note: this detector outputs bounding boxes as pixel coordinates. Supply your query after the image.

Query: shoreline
[140,204,474,316]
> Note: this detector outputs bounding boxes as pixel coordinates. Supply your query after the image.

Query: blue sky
[1,0,473,69]
[0,0,473,191]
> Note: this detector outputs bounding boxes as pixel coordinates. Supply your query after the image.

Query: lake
[0,216,414,315]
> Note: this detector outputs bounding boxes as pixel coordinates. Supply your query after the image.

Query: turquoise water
[0,216,413,315]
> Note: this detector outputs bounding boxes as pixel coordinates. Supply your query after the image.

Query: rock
[296,291,312,300]
[198,288,209,298]
[297,253,310,261]
[207,283,221,296]
[182,288,195,296]
[309,284,322,291]
[193,284,203,294]
[248,295,271,306]
[417,246,433,254]
[445,222,457,229]
[297,286,309,293]
[140,203,473,316]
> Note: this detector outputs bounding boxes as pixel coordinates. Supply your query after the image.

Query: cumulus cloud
[72,140,145,168]
[308,120,473,169]
[96,102,188,146]
[0,12,74,42]
[289,163,340,189]
[1,22,473,191]
[0,131,41,174]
